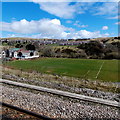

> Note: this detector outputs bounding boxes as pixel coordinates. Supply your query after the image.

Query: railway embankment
[2,74,120,102]
[2,84,119,119]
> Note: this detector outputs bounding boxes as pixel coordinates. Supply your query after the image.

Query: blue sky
[1,1,119,39]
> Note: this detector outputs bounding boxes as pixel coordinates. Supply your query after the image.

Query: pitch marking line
[95,61,105,79]
[84,70,90,77]
[82,70,90,80]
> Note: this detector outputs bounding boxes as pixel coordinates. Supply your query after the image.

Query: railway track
[1,79,119,108]
[1,102,54,120]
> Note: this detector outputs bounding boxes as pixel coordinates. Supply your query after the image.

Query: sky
[0,0,119,39]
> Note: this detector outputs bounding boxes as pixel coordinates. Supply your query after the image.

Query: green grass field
[6,58,119,82]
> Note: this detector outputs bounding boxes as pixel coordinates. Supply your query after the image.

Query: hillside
[0,36,119,43]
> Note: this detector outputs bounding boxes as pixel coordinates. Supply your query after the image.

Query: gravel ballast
[2,85,119,120]
[2,74,120,102]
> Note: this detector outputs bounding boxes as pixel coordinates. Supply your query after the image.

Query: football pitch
[6,58,119,82]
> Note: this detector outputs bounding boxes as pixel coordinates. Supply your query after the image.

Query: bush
[104,52,120,59]
[42,47,55,57]
[15,44,23,48]
[26,44,36,50]
[77,41,105,58]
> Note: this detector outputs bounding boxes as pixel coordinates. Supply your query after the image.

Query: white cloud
[75,2,94,14]
[73,21,88,28]
[1,19,72,39]
[74,24,88,28]
[32,30,109,39]
[30,1,95,19]
[108,15,120,19]
[1,18,66,33]
[115,22,120,25]
[30,0,67,3]
[1,19,110,39]
[29,0,119,2]
[5,33,34,38]
[93,3,118,16]
[31,30,109,39]
[33,2,76,19]
[72,30,102,39]
[2,0,120,2]
[102,33,110,37]
[50,19,61,25]
[10,34,16,37]
[66,20,72,24]
[102,26,108,30]
[30,1,118,19]
[80,25,88,28]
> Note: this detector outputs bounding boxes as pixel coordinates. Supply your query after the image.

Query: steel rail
[1,102,54,120]
[1,79,119,108]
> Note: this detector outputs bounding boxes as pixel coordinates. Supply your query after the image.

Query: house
[0,48,39,60]
[59,40,90,46]
[0,51,6,59]
[9,48,39,59]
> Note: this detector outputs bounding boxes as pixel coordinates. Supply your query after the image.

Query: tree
[26,44,36,50]
[30,52,34,56]
[15,44,23,48]
[17,52,22,57]
[5,49,10,57]
[77,41,105,58]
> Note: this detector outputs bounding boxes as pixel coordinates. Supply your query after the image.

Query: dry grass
[2,66,119,93]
